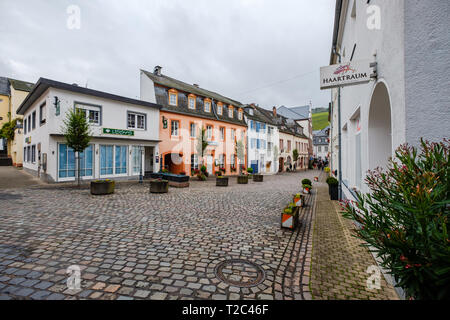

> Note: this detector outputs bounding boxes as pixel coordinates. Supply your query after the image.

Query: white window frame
[171,120,179,136]
[75,103,101,126]
[204,101,211,113]
[228,107,233,118]
[128,112,146,130]
[188,97,196,109]
[169,93,177,106]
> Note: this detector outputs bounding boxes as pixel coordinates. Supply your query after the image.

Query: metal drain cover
[214,259,266,288]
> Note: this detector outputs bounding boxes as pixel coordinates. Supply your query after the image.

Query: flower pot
[252,174,263,182]
[237,175,248,184]
[302,188,310,194]
[90,180,115,195]
[150,179,169,193]
[329,184,339,200]
[281,206,299,230]
[216,177,229,187]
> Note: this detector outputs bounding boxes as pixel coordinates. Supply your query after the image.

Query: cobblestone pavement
[309,175,399,300]
[0,170,318,300]
[0,167,42,190]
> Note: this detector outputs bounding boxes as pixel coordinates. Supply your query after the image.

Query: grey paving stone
[30,290,52,300]
[134,290,150,298]
[15,288,34,297]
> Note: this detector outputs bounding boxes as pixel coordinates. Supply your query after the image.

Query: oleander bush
[341,139,450,300]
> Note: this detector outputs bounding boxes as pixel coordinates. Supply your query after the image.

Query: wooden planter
[293,195,303,207]
[216,177,229,187]
[150,179,169,193]
[90,180,115,195]
[237,175,248,184]
[252,174,263,182]
[281,206,300,230]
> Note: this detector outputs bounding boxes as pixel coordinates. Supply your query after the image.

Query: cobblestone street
[0,171,317,300]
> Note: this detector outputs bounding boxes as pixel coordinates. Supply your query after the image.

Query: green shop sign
[102,128,134,136]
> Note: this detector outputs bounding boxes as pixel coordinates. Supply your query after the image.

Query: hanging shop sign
[320,59,372,89]
[102,128,134,136]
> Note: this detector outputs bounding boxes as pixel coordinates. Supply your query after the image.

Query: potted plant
[326,177,339,200]
[180,171,186,176]
[237,174,248,184]
[150,178,169,193]
[302,178,312,186]
[281,202,299,230]
[302,183,312,194]
[293,193,303,207]
[314,177,319,182]
[90,179,115,195]
[216,174,228,186]
[253,173,263,182]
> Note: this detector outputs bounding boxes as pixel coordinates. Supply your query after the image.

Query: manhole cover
[214,259,266,288]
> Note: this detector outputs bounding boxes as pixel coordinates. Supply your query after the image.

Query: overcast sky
[0,0,335,110]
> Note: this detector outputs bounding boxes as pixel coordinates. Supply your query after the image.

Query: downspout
[333,46,343,200]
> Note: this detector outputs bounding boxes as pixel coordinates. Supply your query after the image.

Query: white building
[243,104,280,174]
[327,0,450,199]
[17,78,161,183]
[313,126,330,160]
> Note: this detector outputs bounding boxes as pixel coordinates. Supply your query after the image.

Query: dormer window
[228,105,234,118]
[217,102,223,115]
[238,109,243,121]
[248,109,254,116]
[188,94,196,109]
[204,99,211,112]
[168,89,178,106]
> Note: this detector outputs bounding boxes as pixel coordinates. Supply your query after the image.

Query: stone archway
[368,82,392,170]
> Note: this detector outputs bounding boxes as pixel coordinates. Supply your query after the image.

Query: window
[251,138,256,149]
[24,119,27,134]
[218,154,225,168]
[325,146,329,152]
[27,115,31,132]
[169,90,177,106]
[268,142,273,152]
[115,145,128,174]
[79,145,94,177]
[190,154,199,172]
[287,141,291,152]
[217,103,223,115]
[268,126,273,135]
[75,103,101,125]
[280,139,284,151]
[220,127,225,141]
[39,103,46,125]
[23,147,27,162]
[132,146,141,175]
[228,106,233,118]
[188,95,196,109]
[238,110,243,120]
[250,120,254,130]
[204,100,211,112]
[318,146,322,152]
[128,112,146,129]
[231,128,235,141]
[31,145,36,163]
[58,144,93,179]
[171,120,179,136]
[230,154,235,168]
[206,125,213,140]
[249,109,254,116]
[190,123,196,138]
[32,111,36,130]
[256,122,260,133]
[27,146,31,163]
[100,145,114,175]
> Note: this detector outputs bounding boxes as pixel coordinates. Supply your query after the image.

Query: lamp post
[333,46,343,200]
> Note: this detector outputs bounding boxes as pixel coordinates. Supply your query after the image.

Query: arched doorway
[278,157,284,172]
[368,82,392,170]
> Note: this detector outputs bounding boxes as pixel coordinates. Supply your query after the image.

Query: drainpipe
[333,46,343,200]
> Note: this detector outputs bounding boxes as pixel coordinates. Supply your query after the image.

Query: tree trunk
[77,152,81,187]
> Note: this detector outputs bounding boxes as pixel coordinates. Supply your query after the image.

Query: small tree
[341,139,450,300]
[62,109,91,186]
[235,139,245,174]
[196,126,209,165]
[292,149,299,170]
[0,112,17,142]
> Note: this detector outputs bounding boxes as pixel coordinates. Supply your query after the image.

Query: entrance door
[260,155,265,173]
[145,147,153,173]
[207,156,213,174]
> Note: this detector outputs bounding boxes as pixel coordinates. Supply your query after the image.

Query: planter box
[150,179,169,193]
[281,206,299,230]
[329,184,339,200]
[237,175,248,184]
[90,180,115,195]
[302,188,310,194]
[252,174,263,182]
[293,195,303,207]
[216,177,229,187]
[150,173,189,183]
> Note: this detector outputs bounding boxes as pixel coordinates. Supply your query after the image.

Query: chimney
[193,84,199,88]
[153,65,162,76]
[273,106,277,117]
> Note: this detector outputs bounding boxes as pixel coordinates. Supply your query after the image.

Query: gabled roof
[9,78,34,92]
[277,105,310,120]
[17,78,161,115]
[142,69,242,107]
[254,106,308,140]
[243,104,278,126]
[0,77,10,96]
[142,69,246,127]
